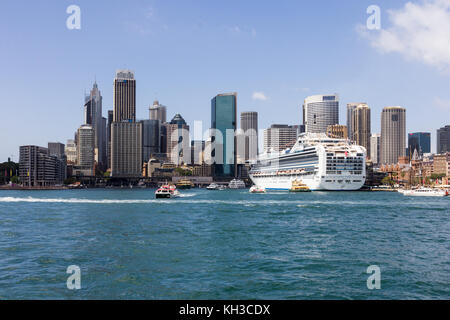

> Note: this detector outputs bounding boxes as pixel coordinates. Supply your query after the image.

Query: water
[0,189,449,299]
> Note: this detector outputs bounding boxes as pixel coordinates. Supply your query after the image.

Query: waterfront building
[240,111,258,162]
[437,125,450,154]
[113,70,136,122]
[107,110,113,169]
[76,124,95,176]
[149,100,167,123]
[263,124,299,153]
[370,134,381,165]
[350,103,371,156]
[407,132,431,159]
[65,139,77,164]
[381,106,406,164]
[346,103,361,142]
[303,94,339,133]
[141,119,160,163]
[432,154,448,176]
[166,114,190,165]
[326,124,348,139]
[84,82,106,169]
[211,93,237,177]
[111,121,143,177]
[48,142,67,183]
[19,146,58,187]
[191,140,205,165]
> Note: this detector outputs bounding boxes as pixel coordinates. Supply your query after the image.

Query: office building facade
[326,124,348,139]
[370,134,381,165]
[437,125,450,154]
[303,94,339,133]
[111,122,143,177]
[19,146,60,186]
[211,93,237,177]
[166,114,190,165]
[350,103,371,156]
[240,111,258,162]
[381,106,406,164]
[263,124,298,152]
[407,132,431,159]
[141,119,161,163]
[149,100,167,123]
[113,70,136,122]
[76,124,95,175]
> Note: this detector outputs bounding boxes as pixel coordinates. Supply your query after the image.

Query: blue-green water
[0,189,449,299]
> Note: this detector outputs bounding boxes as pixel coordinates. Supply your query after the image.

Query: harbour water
[0,189,449,299]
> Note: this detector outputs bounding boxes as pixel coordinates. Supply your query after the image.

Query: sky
[1,0,450,161]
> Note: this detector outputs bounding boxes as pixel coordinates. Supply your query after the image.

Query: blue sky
[1,0,450,161]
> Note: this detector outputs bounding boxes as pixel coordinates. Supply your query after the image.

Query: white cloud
[252,92,268,101]
[361,0,450,71]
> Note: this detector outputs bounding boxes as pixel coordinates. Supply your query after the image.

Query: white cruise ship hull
[250,174,364,191]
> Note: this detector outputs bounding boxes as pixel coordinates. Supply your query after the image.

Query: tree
[381,176,394,186]
[10,176,19,184]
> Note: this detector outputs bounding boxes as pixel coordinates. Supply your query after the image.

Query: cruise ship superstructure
[249,133,366,191]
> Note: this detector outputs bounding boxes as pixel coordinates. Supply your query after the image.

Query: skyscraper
[350,103,371,156]
[113,70,136,122]
[240,111,258,162]
[303,94,339,133]
[48,142,67,183]
[107,110,113,169]
[111,122,142,177]
[346,103,363,142]
[263,125,298,152]
[76,124,95,172]
[437,125,450,154]
[211,93,237,177]
[407,132,431,158]
[141,119,161,163]
[166,114,190,165]
[381,107,406,164]
[65,139,77,164]
[370,134,381,165]
[85,82,105,169]
[149,100,167,123]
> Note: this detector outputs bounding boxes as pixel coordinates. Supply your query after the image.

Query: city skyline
[2,0,450,161]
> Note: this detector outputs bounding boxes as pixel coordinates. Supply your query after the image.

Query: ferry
[176,179,193,189]
[228,179,246,189]
[155,184,180,199]
[401,187,448,197]
[249,133,366,191]
[249,186,266,193]
[289,180,311,192]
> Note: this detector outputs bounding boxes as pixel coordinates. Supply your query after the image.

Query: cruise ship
[249,133,366,191]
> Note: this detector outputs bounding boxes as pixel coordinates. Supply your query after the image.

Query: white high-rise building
[77,125,95,169]
[149,100,167,123]
[65,139,77,164]
[370,134,381,165]
[263,124,298,153]
[303,94,339,133]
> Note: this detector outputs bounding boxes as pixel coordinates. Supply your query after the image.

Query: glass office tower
[211,93,237,177]
[407,132,430,158]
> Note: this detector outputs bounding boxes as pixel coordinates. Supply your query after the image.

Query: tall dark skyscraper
[84,82,106,169]
[437,125,450,154]
[113,70,136,122]
[240,111,258,161]
[350,103,371,157]
[141,119,161,163]
[407,132,430,158]
[107,110,113,169]
[211,93,237,177]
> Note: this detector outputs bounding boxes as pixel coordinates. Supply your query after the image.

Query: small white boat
[228,179,246,189]
[401,187,448,197]
[206,183,220,190]
[155,184,180,199]
[249,185,266,193]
